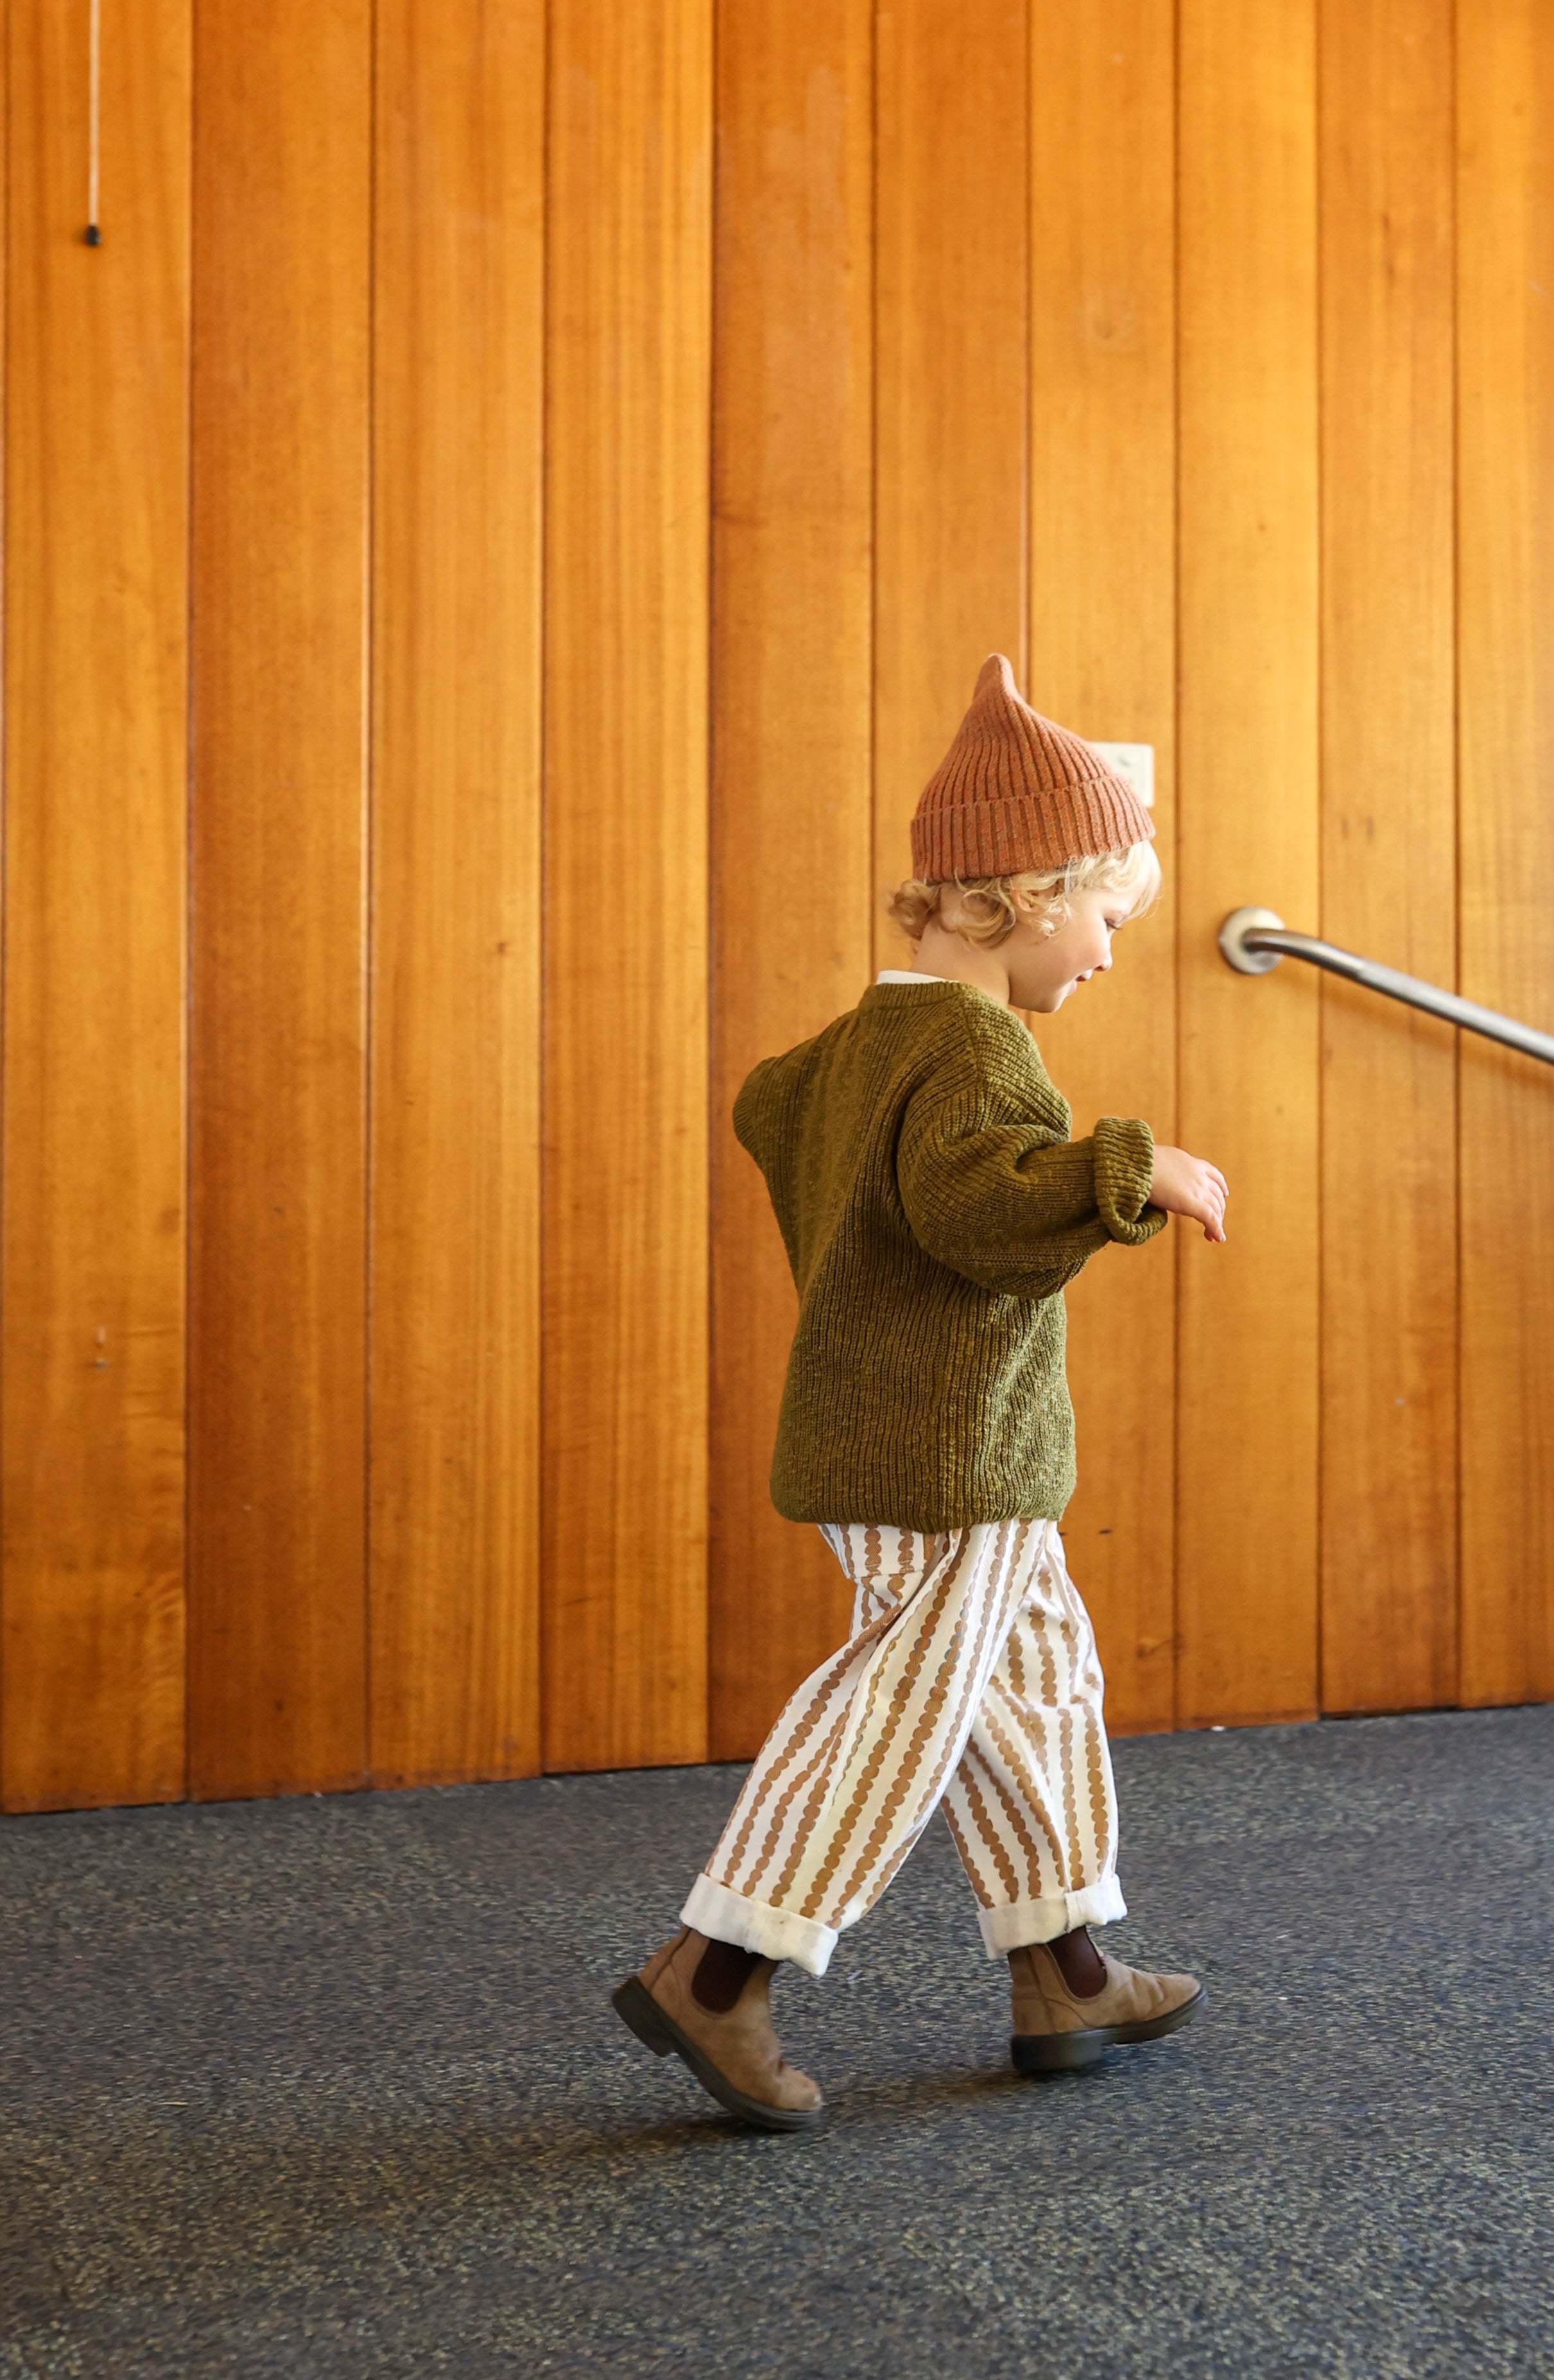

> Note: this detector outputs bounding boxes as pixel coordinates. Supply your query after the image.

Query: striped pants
[682,1517,1125,1978]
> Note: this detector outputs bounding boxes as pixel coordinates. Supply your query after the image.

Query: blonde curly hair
[887,839,1160,948]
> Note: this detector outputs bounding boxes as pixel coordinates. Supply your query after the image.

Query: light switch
[1085,741,1154,807]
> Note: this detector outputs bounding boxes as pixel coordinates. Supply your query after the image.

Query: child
[614,655,1229,2131]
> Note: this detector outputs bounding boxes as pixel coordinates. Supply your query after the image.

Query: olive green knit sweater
[734,980,1164,1530]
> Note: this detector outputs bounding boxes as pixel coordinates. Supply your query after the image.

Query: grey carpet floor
[2,1708,1551,2379]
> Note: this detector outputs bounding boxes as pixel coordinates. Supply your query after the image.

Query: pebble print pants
[680,1517,1125,1977]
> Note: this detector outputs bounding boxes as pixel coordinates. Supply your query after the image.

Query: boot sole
[612,1976,827,2133]
[1011,1983,1206,2075]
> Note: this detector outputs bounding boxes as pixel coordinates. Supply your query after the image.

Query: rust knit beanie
[910,653,1155,884]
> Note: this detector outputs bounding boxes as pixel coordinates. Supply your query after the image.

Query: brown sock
[691,1937,763,2013]
[1046,1924,1107,1999]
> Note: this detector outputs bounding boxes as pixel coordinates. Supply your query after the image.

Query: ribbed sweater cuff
[1092,1116,1161,1244]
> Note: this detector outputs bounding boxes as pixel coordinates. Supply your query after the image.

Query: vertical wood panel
[1,0,189,1811]
[368,0,545,1786]
[872,0,1027,929]
[1177,0,1321,1727]
[1318,0,1456,1715]
[2,0,1548,1825]
[542,0,712,1772]
[1457,0,1554,1709]
[1024,0,1177,1736]
[707,0,873,1758]
[187,0,372,1798]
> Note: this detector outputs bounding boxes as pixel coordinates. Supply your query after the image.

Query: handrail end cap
[1219,906,1287,975]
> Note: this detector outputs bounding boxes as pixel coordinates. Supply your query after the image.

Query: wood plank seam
[1173,0,1184,1734]
[1446,0,1462,1725]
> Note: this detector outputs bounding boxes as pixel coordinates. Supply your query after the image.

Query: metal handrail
[1218,907,1554,1068]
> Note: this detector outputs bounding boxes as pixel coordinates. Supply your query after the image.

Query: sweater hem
[773,1495,1073,1531]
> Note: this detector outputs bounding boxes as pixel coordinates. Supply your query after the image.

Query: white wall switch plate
[1085,741,1154,807]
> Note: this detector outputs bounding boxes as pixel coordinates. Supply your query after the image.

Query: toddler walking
[615,655,1228,2129]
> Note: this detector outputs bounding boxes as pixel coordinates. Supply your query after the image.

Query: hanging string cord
[86,0,103,244]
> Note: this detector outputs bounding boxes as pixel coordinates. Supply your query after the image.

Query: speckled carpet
[3,1706,1551,2379]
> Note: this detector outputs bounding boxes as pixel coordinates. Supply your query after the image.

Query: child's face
[1005,886,1135,1014]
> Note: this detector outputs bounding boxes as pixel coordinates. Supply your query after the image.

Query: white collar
[875,970,948,986]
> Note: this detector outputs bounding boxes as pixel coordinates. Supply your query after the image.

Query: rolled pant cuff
[680,1873,839,1978]
[976,1876,1128,1958]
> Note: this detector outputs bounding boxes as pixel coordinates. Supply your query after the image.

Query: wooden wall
[3,0,1551,1815]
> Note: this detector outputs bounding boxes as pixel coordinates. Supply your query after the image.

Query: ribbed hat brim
[908,655,1154,883]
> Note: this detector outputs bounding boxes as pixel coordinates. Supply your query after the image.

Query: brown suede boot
[613,1929,825,2132]
[1008,1940,1204,2073]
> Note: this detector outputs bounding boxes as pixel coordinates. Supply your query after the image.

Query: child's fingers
[1193,1188,1227,1240]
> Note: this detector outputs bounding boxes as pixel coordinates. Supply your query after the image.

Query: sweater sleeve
[897,1084,1164,1299]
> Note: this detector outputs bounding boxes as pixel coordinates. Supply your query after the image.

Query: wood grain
[708,0,874,1758]
[872,0,1028,937]
[367,0,545,1786]
[187,0,372,1798]
[1456,0,1554,1709]
[3,0,1548,1822]
[1177,0,1322,1727]
[1023,0,1177,1736]
[1,0,190,1811]
[1318,0,1456,1715]
[542,0,713,1772]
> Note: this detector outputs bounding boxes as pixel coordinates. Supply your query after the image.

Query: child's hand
[1148,1145,1229,1242]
